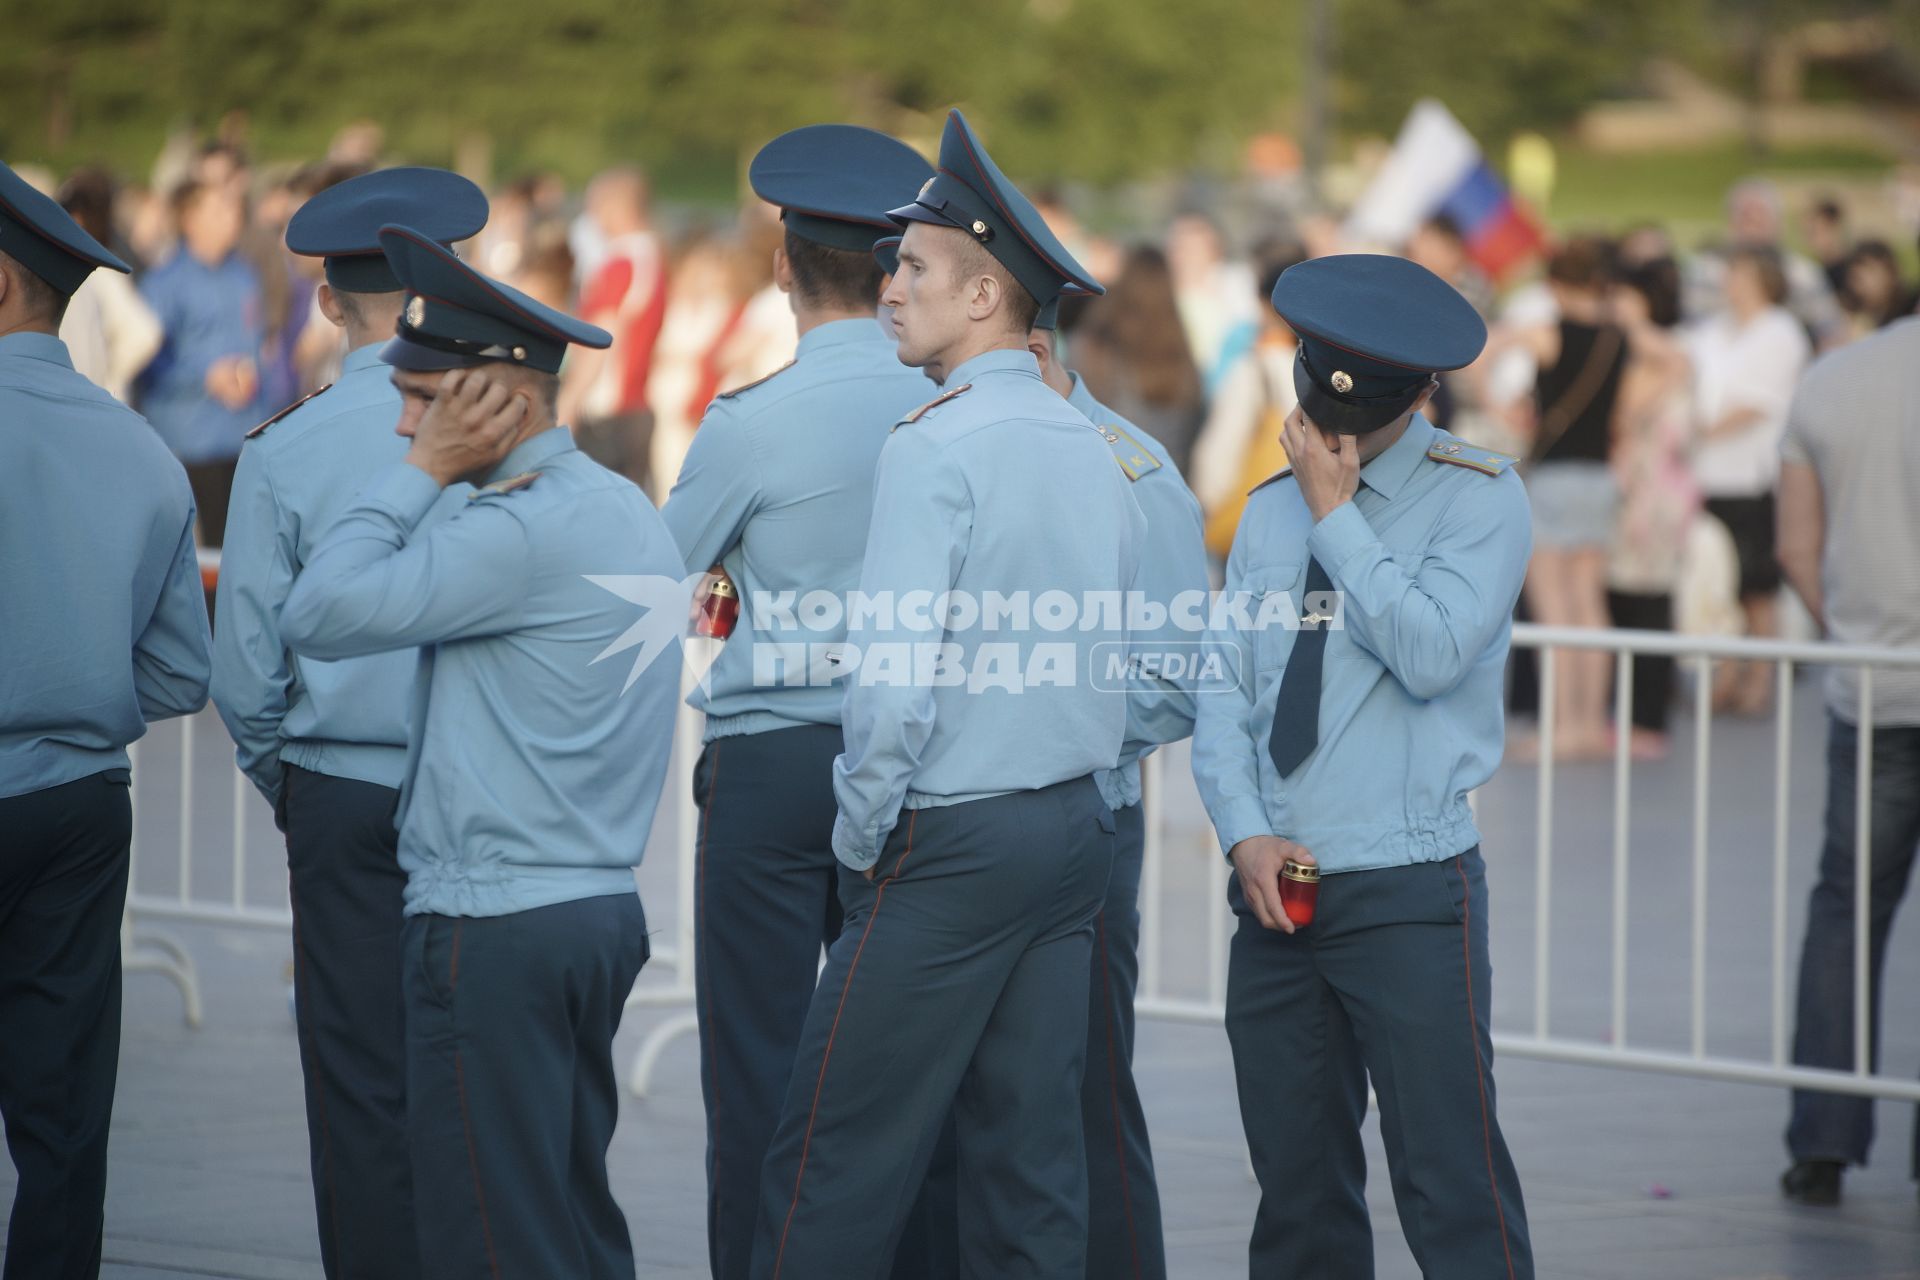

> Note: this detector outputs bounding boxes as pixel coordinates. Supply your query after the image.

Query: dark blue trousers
[0,772,130,1280]
[692,727,845,1280]
[282,765,418,1279]
[751,777,1115,1280]
[1082,801,1165,1280]
[899,801,1166,1280]
[402,894,649,1280]
[1225,848,1531,1280]
[1788,717,1920,1175]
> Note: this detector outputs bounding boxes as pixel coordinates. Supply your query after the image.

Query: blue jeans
[1786,716,1920,1174]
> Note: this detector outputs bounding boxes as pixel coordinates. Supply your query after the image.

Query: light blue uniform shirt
[279,427,684,918]
[830,348,1146,870]
[0,333,211,798]
[661,317,931,741]
[1191,415,1531,875]
[212,343,468,807]
[1066,374,1210,811]
[136,251,266,463]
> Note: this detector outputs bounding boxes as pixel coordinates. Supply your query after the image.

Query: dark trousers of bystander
[1605,590,1678,733]
[1787,717,1920,1177]
[184,459,237,550]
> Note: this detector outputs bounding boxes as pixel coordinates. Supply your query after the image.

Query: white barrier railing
[125,624,1920,1106]
[1133,623,1920,1104]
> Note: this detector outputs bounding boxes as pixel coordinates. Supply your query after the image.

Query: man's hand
[1229,834,1316,934]
[205,356,258,411]
[1281,409,1359,523]
[404,369,529,488]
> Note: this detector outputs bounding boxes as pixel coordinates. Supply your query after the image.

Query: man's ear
[0,259,11,314]
[772,244,793,296]
[316,283,346,328]
[966,270,1001,323]
[1411,377,1440,415]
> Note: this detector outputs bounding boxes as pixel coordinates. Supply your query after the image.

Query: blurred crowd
[23,126,1920,763]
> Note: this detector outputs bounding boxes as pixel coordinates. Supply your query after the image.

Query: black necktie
[1268,557,1333,777]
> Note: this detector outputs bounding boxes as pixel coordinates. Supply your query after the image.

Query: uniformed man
[277,225,683,1280]
[0,159,212,1279]
[878,239,1211,1276]
[1191,254,1535,1279]
[1029,293,1208,1280]
[750,109,1145,1279]
[658,124,933,1280]
[209,167,487,1279]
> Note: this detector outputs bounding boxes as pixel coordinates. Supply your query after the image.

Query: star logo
[582,572,708,694]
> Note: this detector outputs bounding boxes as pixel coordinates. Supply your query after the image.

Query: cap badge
[512,346,527,362]
[405,296,426,328]
[1330,370,1354,394]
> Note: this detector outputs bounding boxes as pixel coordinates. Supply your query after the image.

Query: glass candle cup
[696,575,740,639]
[1279,858,1320,927]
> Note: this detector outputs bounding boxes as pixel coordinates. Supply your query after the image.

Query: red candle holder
[1279,859,1320,927]
[696,575,740,639]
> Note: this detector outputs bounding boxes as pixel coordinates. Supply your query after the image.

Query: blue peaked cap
[887,109,1101,307]
[287,167,488,294]
[750,125,933,253]
[0,160,129,296]
[1271,254,1487,435]
[378,224,609,376]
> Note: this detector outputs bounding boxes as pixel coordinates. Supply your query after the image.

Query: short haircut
[783,226,885,312]
[0,250,68,325]
[1622,257,1683,329]
[1546,235,1614,290]
[1727,245,1789,305]
[1422,213,1465,245]
[1253,235,1308,300]
[170,179,211,223]
[331,287,407,327]
[949,233,1038,335]
[57,166,117,246]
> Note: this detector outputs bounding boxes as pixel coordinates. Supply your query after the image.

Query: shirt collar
[487,425,575,485]
[1358,413,1436,501]
[945,346,1041,388]
[342,341,388,376]
[796,316,888,358]
[1064,371,1105,421]
[0,332,74,368]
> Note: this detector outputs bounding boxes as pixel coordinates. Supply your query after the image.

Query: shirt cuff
[359,461,445,531]
[831,812,881,872]
[1305,499,1377,577]
[1211,798,1275,859]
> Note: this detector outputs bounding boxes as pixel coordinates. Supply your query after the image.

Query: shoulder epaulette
[245,384,332,439]
[715,361,795,401]
[1247,466,1294,496]
[893,383,973,431]
[1427,437,1518,476]
[1101,422,1164,483]
[471,471,540,500]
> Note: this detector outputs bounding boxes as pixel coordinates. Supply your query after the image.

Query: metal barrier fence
[123,624,1920,1106]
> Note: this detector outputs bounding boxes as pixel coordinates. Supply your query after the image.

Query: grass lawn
[1544,140,1898,245]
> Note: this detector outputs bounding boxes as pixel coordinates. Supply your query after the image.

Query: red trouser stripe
[773,811,918,1278]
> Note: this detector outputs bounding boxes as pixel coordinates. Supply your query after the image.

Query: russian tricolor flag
[1344,99,1546,283]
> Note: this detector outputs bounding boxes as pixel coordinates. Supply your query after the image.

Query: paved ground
[4,678,1919,1278]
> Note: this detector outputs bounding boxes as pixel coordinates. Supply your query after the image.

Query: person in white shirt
[55,168,162,405]
[1687,245,1810,713]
